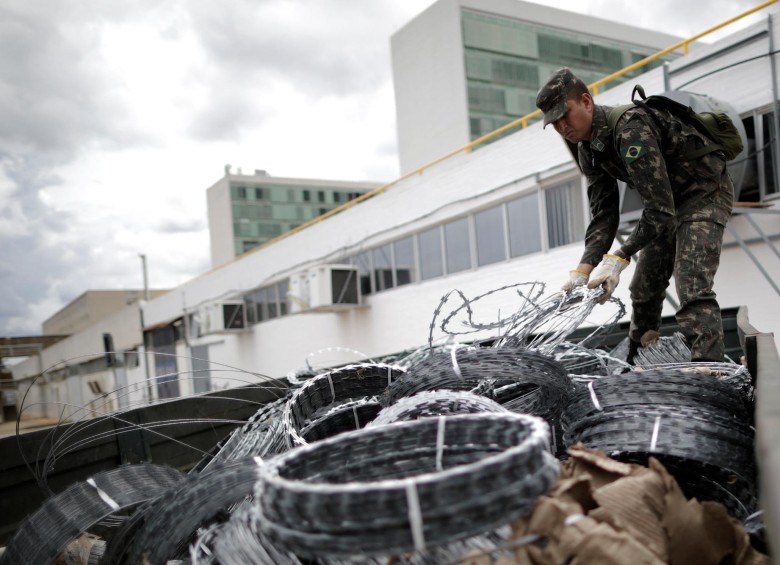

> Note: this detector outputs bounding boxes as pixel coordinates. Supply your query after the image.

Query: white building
[10,7,780,421]
[207,167,381,267]
[391,0,684,173]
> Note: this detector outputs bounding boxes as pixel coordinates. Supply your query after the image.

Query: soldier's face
[552,93,594,143]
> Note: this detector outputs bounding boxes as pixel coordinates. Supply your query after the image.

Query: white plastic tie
[405,480,426,552]
[450,348,463,378]
[87,478,120,511]
[650,415,661,451]
[435,416,446,472]
[353,405,360,429]
[588,381,602,411]
[327,374,336,403]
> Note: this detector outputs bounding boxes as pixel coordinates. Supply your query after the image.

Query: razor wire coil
[254,413,558,558]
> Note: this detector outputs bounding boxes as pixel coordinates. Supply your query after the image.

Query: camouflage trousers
[628,219,726,361]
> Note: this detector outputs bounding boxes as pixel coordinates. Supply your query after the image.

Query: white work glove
[561,269,589,292]
[587,253,630,304]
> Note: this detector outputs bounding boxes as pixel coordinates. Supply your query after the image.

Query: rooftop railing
[239,0,779,263]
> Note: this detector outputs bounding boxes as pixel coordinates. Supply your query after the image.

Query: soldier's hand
[587,253,630,304]
[561,269,589,292]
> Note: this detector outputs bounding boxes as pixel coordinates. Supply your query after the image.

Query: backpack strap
[609,86,725,163]
[607,104,635,133]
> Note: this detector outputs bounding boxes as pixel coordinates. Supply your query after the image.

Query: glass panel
[419,227,444,280]
[351,252,373,295]
[267,285,279,319]
[546,180,585,248]
[475,205,506,266]
[444,218,471,274]
[254,288,268,322]
[763,113,778,196]
[190,345,211,394]
[278,280,289,316]
[372,244,394,291]
[393,236,415,286]
[507,192,542,258]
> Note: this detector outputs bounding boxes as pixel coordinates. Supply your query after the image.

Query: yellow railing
[240,0,778,261]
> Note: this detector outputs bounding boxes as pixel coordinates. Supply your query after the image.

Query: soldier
[536,67,733,362]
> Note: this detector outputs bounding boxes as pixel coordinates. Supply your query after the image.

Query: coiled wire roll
[104,458,264,565]
[563,368,757,519]
[299,398,382,442]
[382,348,572,422]
[254,413,558,558]
[195,396,289,472]
[368,390,509,427]
[282,363,406,449]
[0,464,183,565]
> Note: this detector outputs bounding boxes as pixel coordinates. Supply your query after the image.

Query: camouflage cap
[536,67,577,128]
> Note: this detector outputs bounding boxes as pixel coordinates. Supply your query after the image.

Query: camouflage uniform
[579,104,733,361]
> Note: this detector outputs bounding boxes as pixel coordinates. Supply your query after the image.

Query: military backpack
[606,85,744,161]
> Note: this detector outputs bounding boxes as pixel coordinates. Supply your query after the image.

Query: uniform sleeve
[617,115,676,256]
[579,144,620,266]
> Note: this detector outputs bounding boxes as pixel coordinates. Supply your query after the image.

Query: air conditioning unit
[308,264,361,311]
[197,300,247,335]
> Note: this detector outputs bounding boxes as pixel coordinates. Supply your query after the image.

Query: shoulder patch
[622,142,647,164]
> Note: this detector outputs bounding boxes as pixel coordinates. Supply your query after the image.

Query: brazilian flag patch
[622,142,647,164]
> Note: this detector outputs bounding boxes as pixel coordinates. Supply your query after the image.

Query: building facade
[391,0,684,173]
[207,167,382,267]
[42,290,169,336]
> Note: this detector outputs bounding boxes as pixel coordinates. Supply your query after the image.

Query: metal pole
[768,14,780,195]
[139,254,150,301]
[663,61,671,92]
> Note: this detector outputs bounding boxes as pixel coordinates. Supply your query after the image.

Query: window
[278,280,289,316]
[762,113,778,197]
[267,285,279,319]
[245,281,290,325]
[351,252,372,295]
[545,180,585,248]
[303,190,311,202]
[318,191,326,203]
[255,187,264,200]
[241,240,259,253]
[444,218,471,274]
[236,186,247,199]
[419,227,444,280]
[334,192,342,203]
[148,326,179,399]
[372,244,394,291]
[475,205,506,266]
[468,85,505,113]
[319,208,328,215]
[190,345,211,394]
[248,288,267,322]
[393,236,415,286]
[507,192,542,257]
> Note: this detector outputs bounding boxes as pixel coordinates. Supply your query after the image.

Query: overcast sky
[0,0,767,336]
